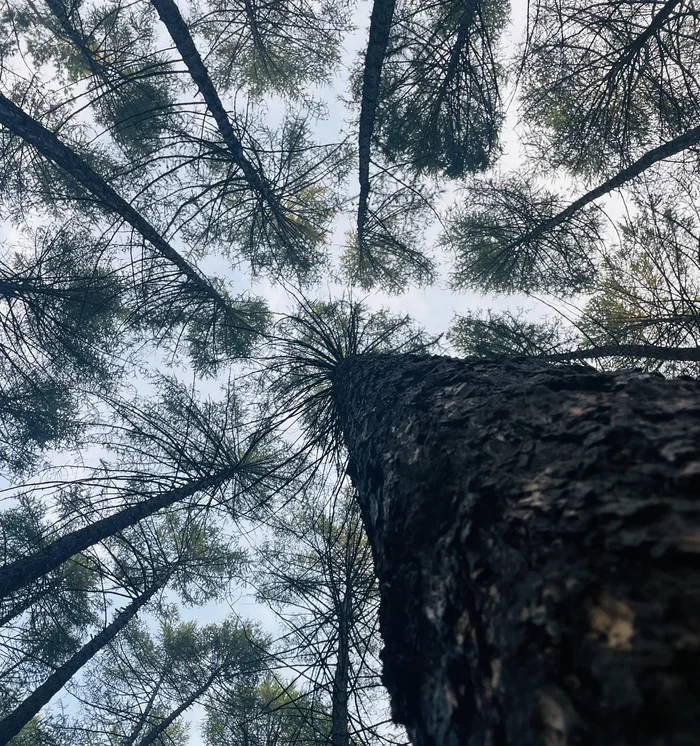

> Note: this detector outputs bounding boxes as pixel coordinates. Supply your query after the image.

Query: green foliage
[196,0,351,100]
[341,171,437,293]
[448,309,577,358]
[0,498,100,709]
[264,299,435,455]
[576,184,700,374]
[205,675,330,746]
[372,0,507,176]
[95,76,175,154]
[77,613,268,746]
[0,226,127,470]
[444,174,602,295]
[520,0,700,178]
[187,116,349,287]
[183,294,270,376]
[253,488,392,743]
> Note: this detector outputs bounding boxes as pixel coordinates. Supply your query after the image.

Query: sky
[0,0,627,741]
[0,0,536,740]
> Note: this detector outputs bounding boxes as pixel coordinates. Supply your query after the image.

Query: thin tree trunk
[150,0,281,219]
[331,591,351,746]
[0,581,56,627]
[333,353,700,746]
[41,0,107,78]
[538,343,700,363]
[133,669,219,746]
[0,465,238,600]
[0,94,246,330]
[506,123,700,251]
[0,278,98,301]
[357,0,396,245]
[602,0,683,86]
[121,668,169,746]
[0,579,163,746]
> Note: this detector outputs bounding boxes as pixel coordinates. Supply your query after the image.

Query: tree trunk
[121,668,169,746]
[356,0,396,245]
[0,465,239,600]
[507,123,700,253]
[332,354,700,746]
[331,591,351,746]
[538,343,700,364]
[150,0,277,209]
[0,93,241,328]
[133,668,219,746]
[0,579,163,746]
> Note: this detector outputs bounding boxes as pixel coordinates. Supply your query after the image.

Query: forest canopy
[1,0,699,743]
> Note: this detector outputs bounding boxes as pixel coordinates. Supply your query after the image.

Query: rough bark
[538,344,700,363]
[0,466,239,600]
[0,579,163,746]
[332,354,700,746]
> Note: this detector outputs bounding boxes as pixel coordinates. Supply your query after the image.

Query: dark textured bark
[331,591,351,746]
[0,466,238,600]
[0,579,162,746]
[333,354,700,746]
[0,94,243,328]
[357,0,396,244]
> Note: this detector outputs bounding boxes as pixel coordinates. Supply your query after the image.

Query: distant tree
[76,614,267,746]
[1,504,247,746]
[520,0,700,178]
[341,170,437,293]
[443,173,604,295]
[0,377,290,600]
[448,309,577,358]
[374,0,507,177]
[204,675,331,746]
[255,489,398,746]
[192,0,351,99]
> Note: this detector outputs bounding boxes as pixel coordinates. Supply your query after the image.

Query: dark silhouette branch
[506,124,700,251]
[0,579,164,746]
[0,93,247,330]
[150,0,284,222]
[357,0,396,245]
[0,465,240,600]
[133,669,220,746]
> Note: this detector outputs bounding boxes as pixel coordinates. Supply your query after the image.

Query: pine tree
[254,488,397,746]
[2,0,700,744]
